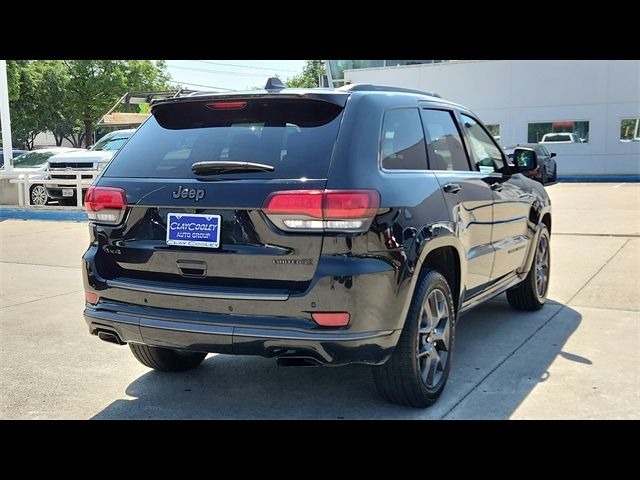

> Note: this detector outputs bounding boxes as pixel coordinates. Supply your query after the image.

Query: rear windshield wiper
[191,161,275,175]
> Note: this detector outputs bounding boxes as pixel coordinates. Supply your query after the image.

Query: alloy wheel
[30,185,47,206]
[535,233,550,298]
[417,288,451,388]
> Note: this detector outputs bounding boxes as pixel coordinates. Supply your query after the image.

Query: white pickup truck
[46,129,134,205]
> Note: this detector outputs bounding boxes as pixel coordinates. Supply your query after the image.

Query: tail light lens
[263,189,380,232]
[312,312,350,327]
[85,186,127,224]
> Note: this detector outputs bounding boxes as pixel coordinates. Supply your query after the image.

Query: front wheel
[129,343,207,372]
[30,185,48,206]
[373,270,455,408]
[507,223,550,310]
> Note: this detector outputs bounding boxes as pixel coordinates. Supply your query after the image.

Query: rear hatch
[93,95,346,294]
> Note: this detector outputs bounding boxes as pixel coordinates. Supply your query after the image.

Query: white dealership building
[328,60,639,179]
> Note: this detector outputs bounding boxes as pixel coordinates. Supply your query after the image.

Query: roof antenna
[265,77,286,90]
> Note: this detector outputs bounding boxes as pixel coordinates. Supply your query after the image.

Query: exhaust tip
[97,330,125,345]
[276,357,322,367]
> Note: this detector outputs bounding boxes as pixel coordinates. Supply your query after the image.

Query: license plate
[166,213,221,249]
[62,188,74,197]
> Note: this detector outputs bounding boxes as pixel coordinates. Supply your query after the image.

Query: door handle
[490,182,503,192]
[442,183,462,194]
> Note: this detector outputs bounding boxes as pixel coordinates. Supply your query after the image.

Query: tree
[286,60,326,88]
[5,60,43,149]
[4,60,171,150]
[65,60,171,148]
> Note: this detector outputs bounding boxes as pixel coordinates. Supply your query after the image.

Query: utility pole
[0,60,14,173]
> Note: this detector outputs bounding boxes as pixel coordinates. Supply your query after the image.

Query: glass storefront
[326,60,448,86]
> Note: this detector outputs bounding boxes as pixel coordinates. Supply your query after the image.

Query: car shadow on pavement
[92,295,583,419]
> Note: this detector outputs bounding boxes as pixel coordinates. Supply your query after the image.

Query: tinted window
[104,99,344,179]
[380,108,428,170]
[461,114,505,174]
[420,109,470,171]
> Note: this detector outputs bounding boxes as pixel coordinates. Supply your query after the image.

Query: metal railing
[8,171,98,208]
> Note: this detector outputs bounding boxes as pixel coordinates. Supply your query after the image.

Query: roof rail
[338,83,441,98]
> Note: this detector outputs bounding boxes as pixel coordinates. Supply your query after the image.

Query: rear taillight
[85,186,127,224]
[263,189,380,232]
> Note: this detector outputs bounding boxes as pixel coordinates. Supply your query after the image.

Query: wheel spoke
[433,322,449,348]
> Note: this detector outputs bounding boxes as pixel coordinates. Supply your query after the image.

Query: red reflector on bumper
[312,312,350,327]
[85,291,99,304]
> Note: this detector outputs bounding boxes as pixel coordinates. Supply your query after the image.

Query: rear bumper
[85,301,400,365]
[83,244,408,366]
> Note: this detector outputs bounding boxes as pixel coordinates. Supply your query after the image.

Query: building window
[380,108,428,170]
[620,118,640,142]
[528,120,590,144]
[486,124,500,142]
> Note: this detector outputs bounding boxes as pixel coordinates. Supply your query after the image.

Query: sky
[164,60,307,91]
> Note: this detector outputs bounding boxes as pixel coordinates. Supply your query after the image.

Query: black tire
[373,270,456,408]
[507,223,550,311]
[129,343,207,372]
[540,168,547,184]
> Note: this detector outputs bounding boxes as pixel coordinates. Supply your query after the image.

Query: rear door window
[420,109,470,171]
[103,99,344,179]
[380,108,428,170]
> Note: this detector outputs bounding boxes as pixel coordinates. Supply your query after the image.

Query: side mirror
[550,152,557,158]
[513,147,537,173]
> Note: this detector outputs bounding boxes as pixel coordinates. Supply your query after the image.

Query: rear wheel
[373,270,455,408]
[29,185,48,206]
[507,224,550,310]
[129,343,207,372]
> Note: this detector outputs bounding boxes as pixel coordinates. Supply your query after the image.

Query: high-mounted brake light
[85,186,127,224]
[206,101,247,110]
[263,189,380,232]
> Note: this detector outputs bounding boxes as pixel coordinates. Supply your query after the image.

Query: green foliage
[286,60,325,88]
[4,60,172,149]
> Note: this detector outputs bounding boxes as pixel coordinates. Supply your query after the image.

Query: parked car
[0,149,28,168]
[504,143,557,184]
[82,80,552,408]
[11,147,83,205]
[540,132,582,144]
[46,129,135,205]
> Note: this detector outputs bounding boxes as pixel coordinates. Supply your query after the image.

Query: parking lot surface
[0,182,638,419]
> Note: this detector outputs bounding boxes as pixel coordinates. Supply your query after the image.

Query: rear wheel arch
[416,244,462,315]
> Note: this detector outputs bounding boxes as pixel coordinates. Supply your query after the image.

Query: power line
[168,79,235,91]
[168,64,281,78]
[194,60,299,73]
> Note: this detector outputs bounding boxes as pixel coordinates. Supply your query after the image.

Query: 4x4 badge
[172,185,205,201]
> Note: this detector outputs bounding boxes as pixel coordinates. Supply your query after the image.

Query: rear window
[103,99,344,179]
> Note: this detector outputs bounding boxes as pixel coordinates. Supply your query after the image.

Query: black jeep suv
[83,81,551,408]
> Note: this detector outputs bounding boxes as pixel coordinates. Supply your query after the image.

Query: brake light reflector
[85,291,99,304]
[263,189,380,232]
[206,101,247,110]
[312,312,350,327]
[85,186,127,224]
